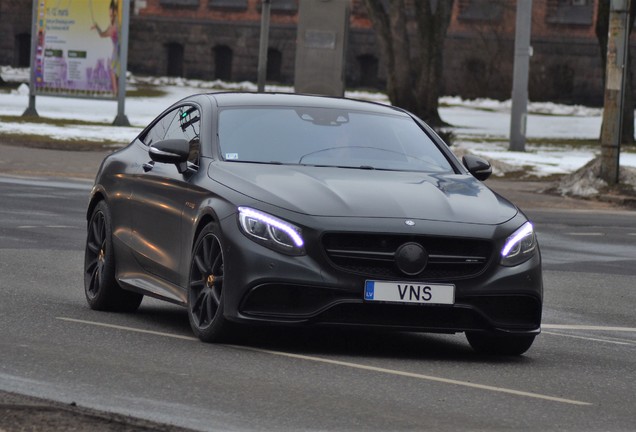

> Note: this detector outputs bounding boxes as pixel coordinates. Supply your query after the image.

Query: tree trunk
[596,0,635,146]
[388,0,418,112]
[414,0,453,127]
[362,0,454,127]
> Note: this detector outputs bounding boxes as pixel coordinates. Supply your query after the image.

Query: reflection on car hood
[209,163,518,224]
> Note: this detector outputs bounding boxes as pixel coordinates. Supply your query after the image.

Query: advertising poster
[34,0,123,99]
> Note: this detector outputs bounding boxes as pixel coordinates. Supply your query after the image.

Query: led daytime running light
[238,207,304,248]
[501,222,533,257]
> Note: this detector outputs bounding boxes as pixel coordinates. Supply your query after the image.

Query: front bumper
[219,213,543,335]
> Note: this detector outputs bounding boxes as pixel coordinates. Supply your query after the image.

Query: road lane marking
[17,225,76,229]
[58,316,591,406]
[565,232,604,236]
[543,324,636,332]
[543,331,635,346]
[56,317,198,341]
[225,345,591,406]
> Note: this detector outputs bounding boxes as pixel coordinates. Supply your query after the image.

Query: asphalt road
[1,174,635,431]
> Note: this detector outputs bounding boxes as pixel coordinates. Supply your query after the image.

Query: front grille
[322,233,492,280]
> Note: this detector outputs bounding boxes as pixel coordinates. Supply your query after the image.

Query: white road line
[57,316,591,407]
[226,345,591,406]
[565,232,604,236]
[543,331,634,346]
[56,317,197,341]
[17,225,76,229]
[543,324,636,332]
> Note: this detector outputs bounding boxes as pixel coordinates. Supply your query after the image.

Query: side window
[163,106,201,168]
[142,110,178,146]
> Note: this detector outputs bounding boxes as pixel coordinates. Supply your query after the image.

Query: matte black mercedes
[84,93,542,355]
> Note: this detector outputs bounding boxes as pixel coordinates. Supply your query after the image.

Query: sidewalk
[0,389,194,432]
[0,142,108,180]
[0,141,630,212]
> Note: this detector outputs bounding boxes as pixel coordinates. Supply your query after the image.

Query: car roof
[204,92,410,117]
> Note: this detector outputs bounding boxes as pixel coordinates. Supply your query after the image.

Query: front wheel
[187,224,233,342]
[466,331,536,356]
[84,201,143,312]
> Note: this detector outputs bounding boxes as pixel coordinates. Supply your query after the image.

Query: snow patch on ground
[556,158,609,197]
[554,157,636,198]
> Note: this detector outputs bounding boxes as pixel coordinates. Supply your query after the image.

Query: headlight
[238,207,305,256]
[500,222,537,266]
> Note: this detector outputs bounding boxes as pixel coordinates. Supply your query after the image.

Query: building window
[159,0,199,7]
[165,43,184,77]
[458,0,503,22]
[546,0,593,25]
[208,0,247,9]
[357,54,378,88]
[258,0,297,13]
[214,45,233,81]
[267,48,282,82]
[15,33,32,68]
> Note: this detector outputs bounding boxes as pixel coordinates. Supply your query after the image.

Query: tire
[84,201,143,312]
[187,223,233,342]
[466,331,536,356]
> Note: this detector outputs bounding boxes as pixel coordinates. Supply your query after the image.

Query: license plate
[364,280,455,305]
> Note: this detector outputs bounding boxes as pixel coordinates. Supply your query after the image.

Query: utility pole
[600,0,631,186]
[257,0,271,93]
[509,0,533,152]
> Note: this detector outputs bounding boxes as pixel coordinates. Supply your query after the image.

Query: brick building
[1,0,633,105]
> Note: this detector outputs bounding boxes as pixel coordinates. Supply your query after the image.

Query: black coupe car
[84,93,542,355]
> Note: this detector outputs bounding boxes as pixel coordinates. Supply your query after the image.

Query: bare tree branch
[361,0,455,126]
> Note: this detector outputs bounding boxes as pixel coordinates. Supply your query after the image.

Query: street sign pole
[113,0,131,126]
[23,0,40,117]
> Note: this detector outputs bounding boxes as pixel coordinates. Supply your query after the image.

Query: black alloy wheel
[84,201,143,312]
[188,224,232,342]
[466,331,536,356]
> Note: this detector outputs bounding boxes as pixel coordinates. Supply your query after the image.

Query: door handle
[142,161,155,172]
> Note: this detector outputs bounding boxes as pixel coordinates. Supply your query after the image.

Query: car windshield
[218,106,454,173]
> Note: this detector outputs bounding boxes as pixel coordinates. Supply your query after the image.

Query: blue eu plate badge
[364,281,375,300]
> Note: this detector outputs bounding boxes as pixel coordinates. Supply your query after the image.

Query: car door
[129,104,201,287]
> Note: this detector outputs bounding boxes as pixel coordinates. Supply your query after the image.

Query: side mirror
[149,139,190,173]
[462,154,492,181]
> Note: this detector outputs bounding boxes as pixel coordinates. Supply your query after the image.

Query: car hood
[209,163,518,224]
